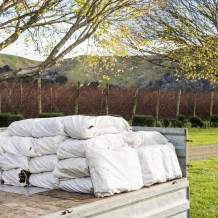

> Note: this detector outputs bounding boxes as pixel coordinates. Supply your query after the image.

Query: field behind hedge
[188,128,218,146]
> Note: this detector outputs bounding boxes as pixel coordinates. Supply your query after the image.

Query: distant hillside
[50,56,174,87]
[0,53,173,87]
[0,53,39,69]
[1,53,216,90]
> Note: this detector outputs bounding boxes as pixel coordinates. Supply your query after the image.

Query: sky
[1,34,89,61]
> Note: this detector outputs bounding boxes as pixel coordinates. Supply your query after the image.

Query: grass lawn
[188,128,218,146]
[188,158,218,218]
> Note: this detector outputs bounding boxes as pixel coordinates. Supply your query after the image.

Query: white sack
[2,168,27,187]
[29,172,59,189]
[160,145,176,180]
[34,136,68,155]
[59,177,94,194]
[53,158,89,179]
[29,155,58,173]
[57,133,132,159]
[126,131,170,147]
[57,139,87,159]
[2,136,38,157]
[135,145,166,186]
[136,144,182,186]
[32,117,66,137]
[63,115,131,139]
[0,168,3,181]
[0,153,29,171]
[8,119,39,137]
[86,145,143,198]
[0,146,4,155]
[164,145,182,179]
[0,131,10,154]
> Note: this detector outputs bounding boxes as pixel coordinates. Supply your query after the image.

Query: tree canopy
[0,0,217,84]
[93,0,218,83]
[125,0,218,83]
[0,0,136,81]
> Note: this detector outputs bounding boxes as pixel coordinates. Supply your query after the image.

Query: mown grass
[188,158,218,218]
[188,128,218,146]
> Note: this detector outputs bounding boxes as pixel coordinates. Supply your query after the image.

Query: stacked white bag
[55,116,132,195]
[86,138,143,197]
[0,115,182,198]
[125,131,182,186]
[0,130,10,155]
[0,130,10,183]
[28,118,67,189]
[0,129,30,186]
[55,138,93,194]
[55,132,136,195]
[29,136,67,189]
[1,118,68,188]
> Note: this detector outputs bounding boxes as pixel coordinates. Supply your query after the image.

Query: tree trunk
[210,91,214,118]
[105,84,109,115]
[156,89,160,124]
[37,73,42,116]
[75,82,80,115]
[132,87,140,122]
[176,90,181,117]
[193,92,197,116]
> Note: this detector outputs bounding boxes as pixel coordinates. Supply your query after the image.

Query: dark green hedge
[170,119,184,128]
[189,116,204,128]
[162,118,170,127]
[39,112,65,118]
[177,114,186,124]
[0,113,24,127]
[210,115,218,127]
[132,115,155,127]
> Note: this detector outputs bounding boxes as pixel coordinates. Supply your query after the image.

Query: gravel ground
[188,144,218,161]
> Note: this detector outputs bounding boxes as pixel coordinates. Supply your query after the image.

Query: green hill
[0,53,174,86]
[51,56,174,86]
[0,53,39,69]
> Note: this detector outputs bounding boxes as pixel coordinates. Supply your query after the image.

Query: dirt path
[188,144,218,161]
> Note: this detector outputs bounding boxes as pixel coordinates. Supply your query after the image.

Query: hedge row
[0,112,217,128]
[0,113,24,127]
[132,114,218,128]
[0,112,65,127]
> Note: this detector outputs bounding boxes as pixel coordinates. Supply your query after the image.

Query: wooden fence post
[37,73,42,116]
[75,82,80,115]
[156,89,160,124]
[132,87,140,122]
[19,84,23,113]
[105,84,109,115]
[8,87,12,108]
[50,86,53,112]
[176,90,181,117]
[210,91,214,118]
[193,92,197,116]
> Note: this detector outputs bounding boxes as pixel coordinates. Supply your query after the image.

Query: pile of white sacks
[0,115,182,197]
